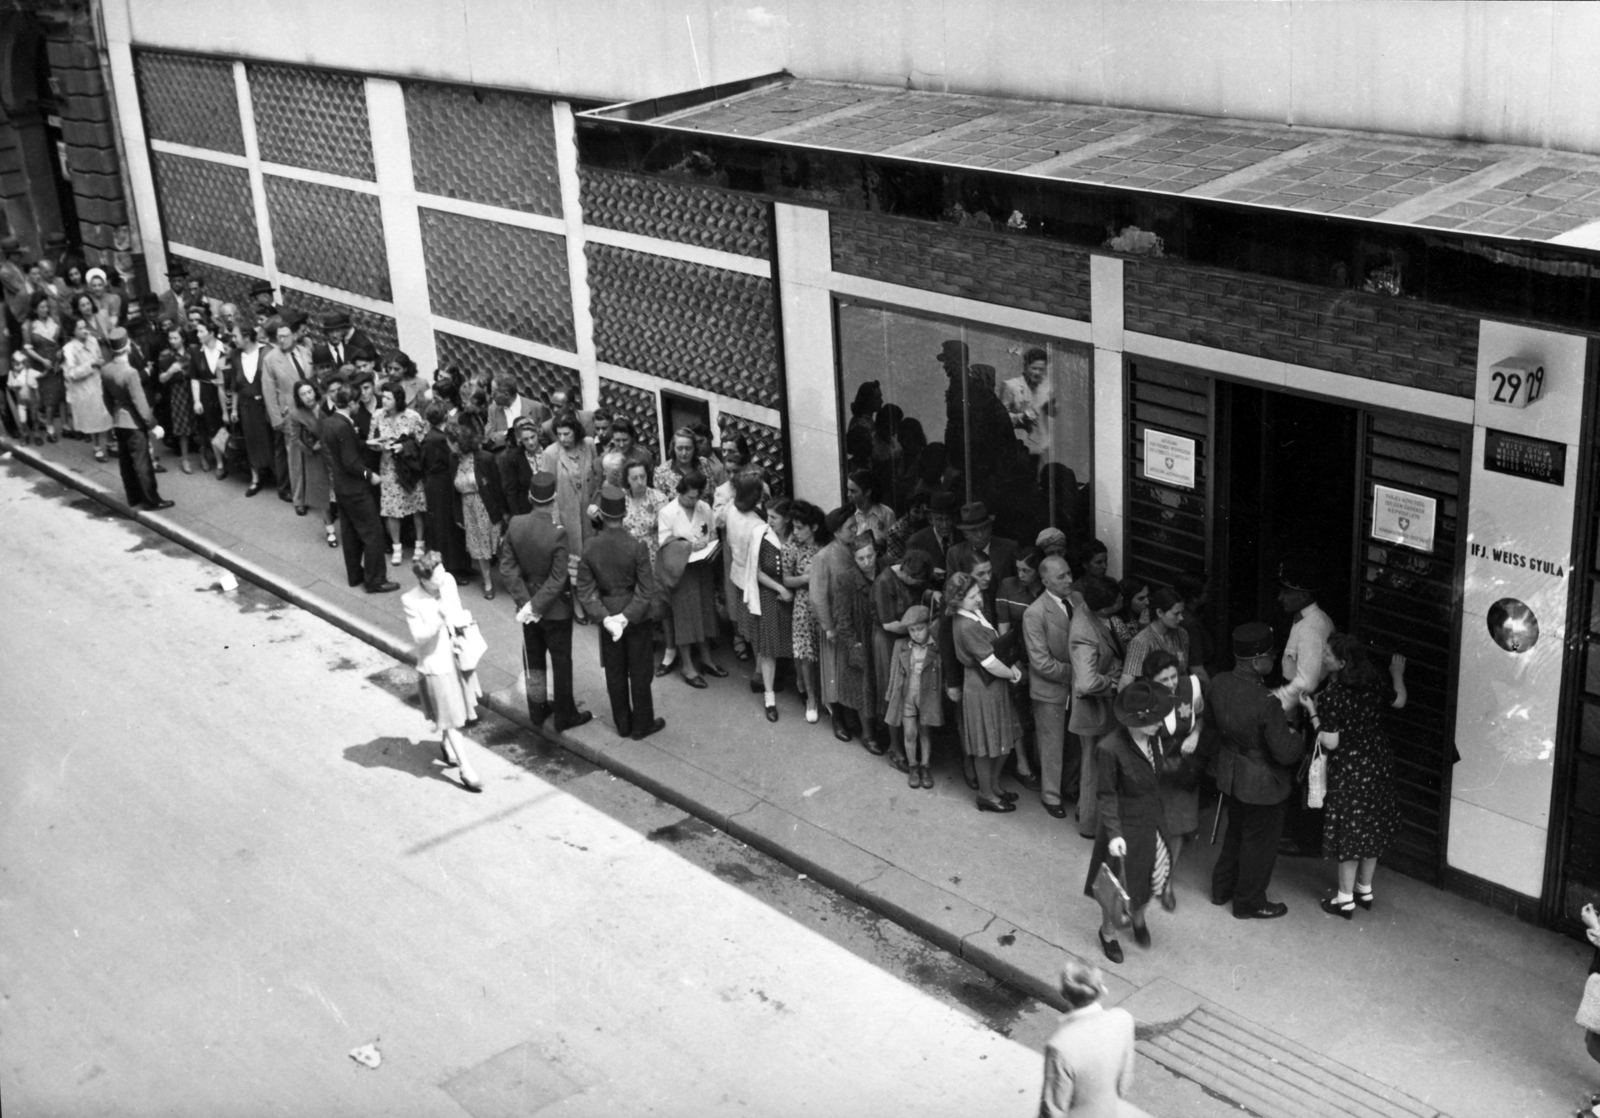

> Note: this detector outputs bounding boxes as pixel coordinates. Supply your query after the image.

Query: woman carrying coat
[1082,679,1179,965]
[402,550,486,793]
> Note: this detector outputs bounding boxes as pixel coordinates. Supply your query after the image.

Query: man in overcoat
[577,485,662,740]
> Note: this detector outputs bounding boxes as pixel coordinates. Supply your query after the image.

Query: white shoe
[805,704,819,724]
[389,545,402,566]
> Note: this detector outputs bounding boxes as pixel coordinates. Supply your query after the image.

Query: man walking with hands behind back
[577,485,663,740]
[1207,622,1307,920]
[500,471,592,734]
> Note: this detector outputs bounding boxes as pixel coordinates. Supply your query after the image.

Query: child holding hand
[884,604,944,789]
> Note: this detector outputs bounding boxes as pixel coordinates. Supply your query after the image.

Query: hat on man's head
[249,280,275,297]
[900,548,933,581]
[937,339,969,366]
[956,501,993,532]
[283,309,308,330]
[1232,622,1275,658]
[528,471,556,505]
[598,484,626,519]
[1036,526,1067,550]
[321,311,352,331]
[166,260,188,278]
[928,491,960,517]
[1278,561,1315,595]
[901,604,930,628]
[1114,679,1178,728]
[0,235,20,254]
[106,326,130,351]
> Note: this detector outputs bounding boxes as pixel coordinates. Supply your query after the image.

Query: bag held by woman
[452,616,487,673]
[1093,857,1132,930]
[1577,973,1600,1032]
[1306,740,1327,809]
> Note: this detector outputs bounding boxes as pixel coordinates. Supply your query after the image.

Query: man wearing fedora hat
[248,280,281,321]
[1207,621,1307,919]
[577,485,663,740]
[500,471,592,734]
[948,500,1018,602]
[907,490,960,578]
[311,311,374,374]
[99,327,174,511]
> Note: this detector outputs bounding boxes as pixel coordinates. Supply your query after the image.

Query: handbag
[1577,973,1600,1031]
[210,425,231,463]
[1306,740,1327,809]
[451,616,488,673]
[1092,856,1132,929]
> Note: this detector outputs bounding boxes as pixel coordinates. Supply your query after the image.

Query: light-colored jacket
[402,573,472,677]
[1038,1004,1138,1118]
[261,342,311,428]
[1069,607,1122,736]
[1024,590,1073,706]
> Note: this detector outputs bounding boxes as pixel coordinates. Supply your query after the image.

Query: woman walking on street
[1083,679,1178,963]
[61,315,111,461]
[1302,633,1408,918]
[949,570,1024,813]
[1143,649,1204,911]
[373,381,428,564]
[783,500,827,724]
[403,550,486,793]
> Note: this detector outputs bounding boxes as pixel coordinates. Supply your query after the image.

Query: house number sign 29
[1487,357,1545,409]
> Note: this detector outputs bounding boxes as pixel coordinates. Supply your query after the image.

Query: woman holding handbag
[1300,632,1407,918]
[403,550,487,793]
[1143,649,1204,911]
[1082,679,1178,964]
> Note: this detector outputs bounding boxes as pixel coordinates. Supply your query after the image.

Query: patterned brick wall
[247,64,374,180]
[281,288,399,354]
[1123,260,1480,398]
[586,243,780,408]
[133,50,244,156]
[264,175,390,300]
[405,83,561,216]
[151,151,260,264]
[830,209,1092,321]
[718,412,787,495]
[599,378,661,457]
[580,169,770,258]
[418,208,574,349]
[434,331,579,404]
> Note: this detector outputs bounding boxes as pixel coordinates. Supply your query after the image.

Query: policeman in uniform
[1206,622,1306,919]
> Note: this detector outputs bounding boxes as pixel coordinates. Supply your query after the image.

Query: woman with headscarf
[726,474,793,721]
[83,267,121,339]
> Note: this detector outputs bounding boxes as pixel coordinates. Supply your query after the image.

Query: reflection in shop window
[836,298,1093,549]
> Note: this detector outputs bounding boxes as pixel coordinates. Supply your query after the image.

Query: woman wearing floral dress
[446,418,504,599]
[61,316,111,461]
[622,459,666,565]
[1301,632,1408,919]
[782,500,827,723]
[373,380,428,563]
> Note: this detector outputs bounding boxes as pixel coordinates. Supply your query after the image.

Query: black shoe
[631,717,666,741]
[1277,838,1316,858]
[295,505,308,516]
[245,483,261,497]
[999,790,1019,803]
[1353,889,1373,910]
[1098,931,1124,964]
[147,498,175,510]
[865,736,887,756]
[1320,896,1356,920]
[277,490,292,502]
[1132,922,1151,948]
[833,722,853,743]
[1015,771,1041,791]
[655,660,677,678]
[1211,891,1233,907]
[887,751,911,774]
[366,580,401,593]
[962,765,979,791]
[1044,802,1067,819]
[1233,901,1289,920]
[526,704,551,726]
[684,674,708,689]
[976,797,1016,813]
[701,662,728,678]
[765,703,778,722]
[553,711,593,732]
[152,461,168,473]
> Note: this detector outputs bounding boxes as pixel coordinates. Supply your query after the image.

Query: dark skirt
[195,382,224,441]
[735,537,792,659]
[668,560,718,645]
[423,473,469,575]
[237,395,274,470]
[168,381,195,440]
[35,369,65,411]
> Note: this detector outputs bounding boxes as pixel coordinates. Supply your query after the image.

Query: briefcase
[1092,858,1132,929]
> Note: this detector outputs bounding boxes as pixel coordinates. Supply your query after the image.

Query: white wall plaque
[1143,429,1195,489]
[1371,484,1436,553]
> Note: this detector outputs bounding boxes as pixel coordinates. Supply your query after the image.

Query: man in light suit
[262,315,312,501]
[1038,960,1147,1118]
[1068,573,1124,840]
[485,374,547,453]
[499,471,592,733]
[577,485,662,740]
[1024,555,1077,818]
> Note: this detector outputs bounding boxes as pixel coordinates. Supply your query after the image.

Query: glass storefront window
[835,297,1093,548]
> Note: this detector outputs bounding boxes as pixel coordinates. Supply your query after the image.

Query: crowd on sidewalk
[3,243,1414,972]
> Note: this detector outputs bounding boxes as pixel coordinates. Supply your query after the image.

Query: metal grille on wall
[418,208,574,348]
[600,378,661,457]
[281,288,399,355]
[134,51,244,155]
[170,255,257,313]
[580,169,770,258]
[434,331,578,404]
[719,412,787,494]
[264,175,391,300]
[1124,359,1212,591]
[246,64,374,180]
[404,82,560,216]
[150,152,260,264]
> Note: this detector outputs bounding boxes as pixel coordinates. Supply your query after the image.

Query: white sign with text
[1143,429,1196,489]
[1371,484,1437,553]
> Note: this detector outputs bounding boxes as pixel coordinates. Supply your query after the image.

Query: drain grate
[1139,1004,1449,1118]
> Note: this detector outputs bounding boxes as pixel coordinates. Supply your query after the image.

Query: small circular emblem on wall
[1487,598,1540,653]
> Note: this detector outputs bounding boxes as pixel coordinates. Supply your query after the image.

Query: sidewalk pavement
[9,433,1596,1118]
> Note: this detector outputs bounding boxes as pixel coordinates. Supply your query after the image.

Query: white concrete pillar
[235,62,278,294]
[552,102,599,411]
[365,78,435,371]
[773,203,840,508]
[100,15,167,290]
[1090,254,1126,576]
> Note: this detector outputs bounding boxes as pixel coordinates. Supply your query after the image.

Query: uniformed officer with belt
[1206,621,1306,919]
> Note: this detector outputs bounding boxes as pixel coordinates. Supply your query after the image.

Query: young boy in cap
[883,603,944,789]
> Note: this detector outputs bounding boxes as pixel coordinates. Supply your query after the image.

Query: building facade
[101,0,1600,934]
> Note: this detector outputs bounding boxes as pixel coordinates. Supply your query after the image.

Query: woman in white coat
[403,550,486,792]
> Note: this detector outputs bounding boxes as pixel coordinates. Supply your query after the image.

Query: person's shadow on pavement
[344,736,460,788]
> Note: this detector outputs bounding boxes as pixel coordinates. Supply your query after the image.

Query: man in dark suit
[577,485,663,740]
[947,500,1018,590]
[322,384,398,594]
[500,471,592,733]
[100,327,175,511]
[248,280,281,322]
[497,417,543,517]
[311,311,373,374]
[1205,621,1307,920]
[907,491,959,579]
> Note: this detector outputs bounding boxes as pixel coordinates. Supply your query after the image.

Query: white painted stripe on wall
[278,273,397,317]
[582,225,773,278]
[434,316,581,370]
[148,138,249,169]
[552,102,599,411]
[366,78,436,371]
[597,361,782,429]
[1089,255,1125,578]
[165,242,268,280]
[825,270,1095,345]
[234,61,278,291]
[260,161,380,195]
[106,40,168,288]
[774,203,841,507]
[413,192,567,235]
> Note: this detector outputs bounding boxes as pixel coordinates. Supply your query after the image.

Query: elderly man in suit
[322,384,398,594]
[577,485,663,740]
[500,471,592,733]
[1038,960,1147,1118]
[100,327,174,511]
[906,491,959,579]
[1024,555,1077,818]
[497,417,544,517]
[262,315,312,502]
[1069,573,1124,840]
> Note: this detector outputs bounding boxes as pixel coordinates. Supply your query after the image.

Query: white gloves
[1107,837,1127,858]
[602,614,628,640]
[515,602,536,625]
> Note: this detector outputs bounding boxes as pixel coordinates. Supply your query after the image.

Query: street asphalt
[6,435,1600,1118]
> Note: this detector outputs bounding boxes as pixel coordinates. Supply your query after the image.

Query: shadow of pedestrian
[344,735,460,787]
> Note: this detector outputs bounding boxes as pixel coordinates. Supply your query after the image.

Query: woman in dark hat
[1142,649,1204,911]
[1083,679,1178,963]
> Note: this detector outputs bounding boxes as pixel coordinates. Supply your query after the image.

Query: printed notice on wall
[1144,430,1196,489]
[1371,484,1436,553]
